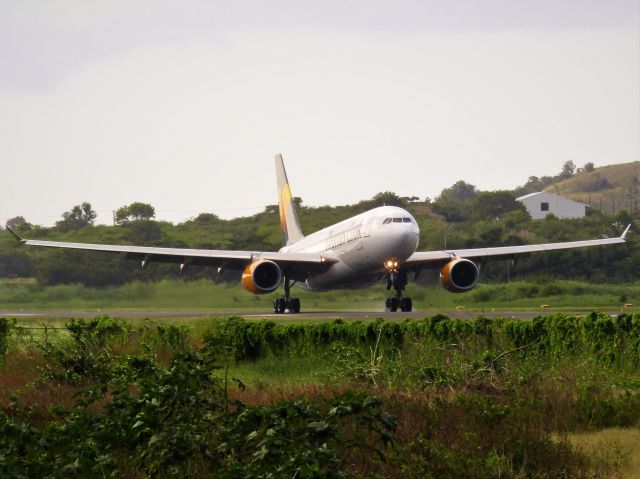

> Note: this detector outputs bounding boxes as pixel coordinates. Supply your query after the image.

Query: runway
[0,307,610,321]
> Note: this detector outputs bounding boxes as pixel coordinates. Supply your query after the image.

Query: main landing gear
[273,276,301,314]
[385,260,413,312]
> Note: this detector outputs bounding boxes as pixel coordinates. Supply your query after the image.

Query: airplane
[7,154,630,314]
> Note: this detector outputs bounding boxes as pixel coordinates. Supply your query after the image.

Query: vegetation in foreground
[2,313,640,477]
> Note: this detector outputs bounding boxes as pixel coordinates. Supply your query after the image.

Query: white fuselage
[279,206,420,290]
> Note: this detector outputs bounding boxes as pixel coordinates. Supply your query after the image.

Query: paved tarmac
[0,308,611,321]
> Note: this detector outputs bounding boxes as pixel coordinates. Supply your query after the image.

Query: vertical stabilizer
[275,154,304,245]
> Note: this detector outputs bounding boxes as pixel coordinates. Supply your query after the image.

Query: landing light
[385,259,400,272]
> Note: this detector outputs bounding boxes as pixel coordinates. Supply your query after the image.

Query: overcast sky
[1,0,639,226]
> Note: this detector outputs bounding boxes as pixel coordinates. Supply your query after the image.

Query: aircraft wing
[404,224,630,267]
[6,228,334,270]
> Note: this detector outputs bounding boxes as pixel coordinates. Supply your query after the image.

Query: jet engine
[440,258,480,293]
[241,260,283,294]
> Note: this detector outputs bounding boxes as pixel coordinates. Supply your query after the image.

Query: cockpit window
[384,217,411,224]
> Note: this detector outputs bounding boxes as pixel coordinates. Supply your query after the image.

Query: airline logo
[279,184,292,233]
[279,183,293,239]
[275,154,304,246]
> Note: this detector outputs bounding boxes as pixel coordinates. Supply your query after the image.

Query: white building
[516,191,587,220]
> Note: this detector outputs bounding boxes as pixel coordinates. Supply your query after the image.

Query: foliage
[193,212,220,223]
[56,202,97,232]
[370,191,406,207]
[469,190,527,221]
[561,160,577,179]
[2,314,640,476]
[0,318,15,364]
[37,316,128,385]
[197,314,640,370]
[432,180,478,221]
[0,317,395,478]
[4,216,30,231]
[115,202,156,224]
[203,317,404,362]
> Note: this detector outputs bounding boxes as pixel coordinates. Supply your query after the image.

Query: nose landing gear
[273,276,301,314]
[384,262,413,312]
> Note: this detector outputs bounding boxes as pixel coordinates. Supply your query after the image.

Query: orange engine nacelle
[242,260,283,294]
[440,258,480,293]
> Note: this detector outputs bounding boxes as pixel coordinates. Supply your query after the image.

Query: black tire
[274,298,286,314]
[290,298,301,313]
[401,297,413,312]
[389,297,399,312]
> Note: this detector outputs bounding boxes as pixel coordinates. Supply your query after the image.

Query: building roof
[516,191,588,207]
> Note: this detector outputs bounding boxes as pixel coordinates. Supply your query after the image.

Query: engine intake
[242,260,283,294]
[440,258,480,293]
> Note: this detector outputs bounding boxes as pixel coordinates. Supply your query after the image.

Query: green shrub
[0,318,13,364]
[0,344,396,478]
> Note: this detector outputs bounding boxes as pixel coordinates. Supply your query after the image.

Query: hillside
[544,161,640,215]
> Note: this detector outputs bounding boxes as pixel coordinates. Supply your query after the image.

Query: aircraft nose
[392,225,419,259]
[404,228,420,250]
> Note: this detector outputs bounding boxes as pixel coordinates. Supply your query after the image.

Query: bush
[0,342,396,478]
[0,318,13,363]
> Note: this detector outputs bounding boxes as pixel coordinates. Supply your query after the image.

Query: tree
[560,160,576,179]
[440,180,477,201]
[583,162,595,173]
[371,192,405,206]
[432,181,478,222]
[264,205,278,214]
[470,191,526,221]
[56,202,97,232]
[193,213,220,224]
[115,202,155,225]
[6,216,31,231]
[122,220,162,243]
[514,175,556,197]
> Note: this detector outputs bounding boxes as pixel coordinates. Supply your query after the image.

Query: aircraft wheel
[274,298,286,314]
[289,298,301,314]
[401,297,413,312]
[386,297,399,312]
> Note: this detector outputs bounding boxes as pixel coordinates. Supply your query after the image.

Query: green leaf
[307,421,329,433]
